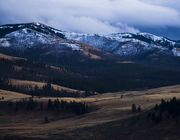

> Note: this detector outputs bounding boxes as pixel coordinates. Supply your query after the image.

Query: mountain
[62,31,180,57]
[0,23,105,61]
[0,22,65,39]
[1,23,180,140]
[1,23,180,93]
[1,22,180,57]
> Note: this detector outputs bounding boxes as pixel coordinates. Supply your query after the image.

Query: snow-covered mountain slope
[0,22,180,57]
[0,22,65,39]
[0,23,105,60]
[0,23,88,51]
[61,31,180,56]
[0,28,82,52]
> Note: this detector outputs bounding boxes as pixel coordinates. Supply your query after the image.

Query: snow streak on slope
[61,31,178,56]
[0,23,180,57]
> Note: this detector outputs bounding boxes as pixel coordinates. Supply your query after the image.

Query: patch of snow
[172,48,180,57]
[22,28,29,34]
[18,25,23,28]
[60,43,81,51]
[0,38,11,47]
[0,26,13,29]
[33,22,41,26]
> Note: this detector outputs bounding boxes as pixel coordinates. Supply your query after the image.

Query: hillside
[1,23,180,140]
[1,85,180,139]
[0,23,180,94]
[62,31,180,57]
[0,52,180,94]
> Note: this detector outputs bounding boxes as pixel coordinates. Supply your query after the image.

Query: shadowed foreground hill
[1,111,180,140]
[1,85,180,140]
[56,115,180,140]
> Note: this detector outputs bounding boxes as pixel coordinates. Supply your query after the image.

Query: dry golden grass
[9,79,83,93]
[32,97,97,104]
[1,85,180,138]
[0,53,26,61]
[82,51,102,60]
[117,61,135,64]
[0,89,30,101]
[79,43,102,60]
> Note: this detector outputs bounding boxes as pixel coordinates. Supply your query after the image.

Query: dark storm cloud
[0,0,180,38]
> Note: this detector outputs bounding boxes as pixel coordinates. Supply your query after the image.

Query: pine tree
[131,104,137,113]
[44,116,49,123]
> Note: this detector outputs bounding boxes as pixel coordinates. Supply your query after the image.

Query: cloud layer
[0,0,180,38]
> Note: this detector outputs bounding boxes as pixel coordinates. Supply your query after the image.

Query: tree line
[0,79,95,97]
[0,97,92,115]
[147,97,180,123]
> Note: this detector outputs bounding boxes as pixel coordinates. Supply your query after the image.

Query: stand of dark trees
[1,50,180,94]
[0,98,91,115]
[147,97,180,123]
[0,79,95,97]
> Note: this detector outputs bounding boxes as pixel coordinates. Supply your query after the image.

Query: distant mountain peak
[0,23,105,60]
[0,22,65,39]
[61,30,180,56]
[0,22,180,57]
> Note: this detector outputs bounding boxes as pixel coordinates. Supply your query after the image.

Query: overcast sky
[0,0,180,39]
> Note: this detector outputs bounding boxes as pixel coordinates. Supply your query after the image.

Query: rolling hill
[1,23,180,140]
[0,23,180,94]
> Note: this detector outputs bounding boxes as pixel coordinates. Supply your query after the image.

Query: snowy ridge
[0,22,180,57]
[61,31,179,56]
[0,22,65,39]
[0,23,82,52]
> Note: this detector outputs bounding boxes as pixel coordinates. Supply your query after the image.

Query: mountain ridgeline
[1,22,180,57]
[0,22,65,39]
[62,31,180,57]
[0,22,180,94]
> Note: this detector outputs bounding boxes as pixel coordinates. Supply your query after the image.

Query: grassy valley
[1,85,180,139]
[0,24,180,140]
